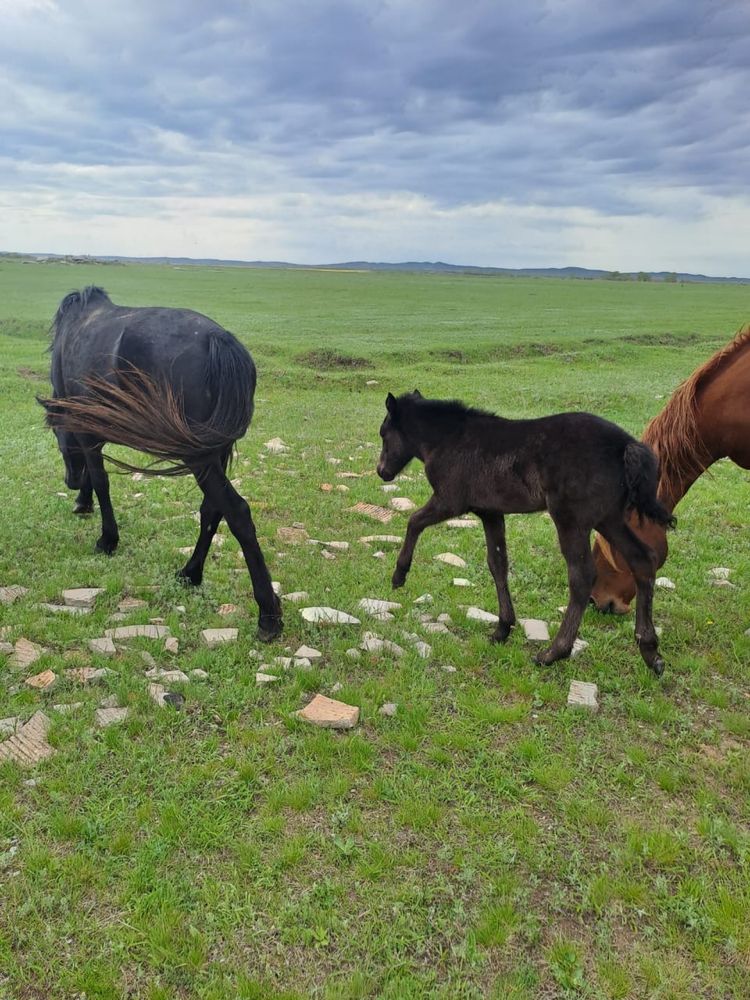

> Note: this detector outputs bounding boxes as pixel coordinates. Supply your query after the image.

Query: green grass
[1,259,749,998]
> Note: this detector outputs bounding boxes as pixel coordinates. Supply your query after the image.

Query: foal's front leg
[392,495,454,588]
[479,512,516,642]
[82,445,119,555]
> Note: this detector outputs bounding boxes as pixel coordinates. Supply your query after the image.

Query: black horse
[376,391,675,674]
[40,286,282,642]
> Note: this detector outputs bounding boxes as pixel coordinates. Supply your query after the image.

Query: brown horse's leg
[391,495,455,588]
[478,512,516,642]
[536,522,594,665]
[196,463,282,642]
[82,446,119,554]
[598,518,663,676]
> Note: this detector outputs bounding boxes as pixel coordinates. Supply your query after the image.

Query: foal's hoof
[489,623,512,644]
[176,567,202,587]
[257,616,283,643]
[534,647,560,667]
[72,503,93,516]
[391,571,406,590]
[95,537,118,556]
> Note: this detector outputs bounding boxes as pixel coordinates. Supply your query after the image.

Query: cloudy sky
[2,0,749,273]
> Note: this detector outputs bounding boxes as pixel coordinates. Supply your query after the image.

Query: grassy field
[0,258,748,999]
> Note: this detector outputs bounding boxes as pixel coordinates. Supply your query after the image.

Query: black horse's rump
[40,287,282,641]
[377,391,674,674]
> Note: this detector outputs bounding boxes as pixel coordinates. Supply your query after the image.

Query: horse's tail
[39,334,256,477]
[623,441,676,529]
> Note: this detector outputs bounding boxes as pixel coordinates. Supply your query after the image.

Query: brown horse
[591,324,750,613]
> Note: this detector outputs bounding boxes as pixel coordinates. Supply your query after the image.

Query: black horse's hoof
[73,503,93,516]
[95,537,118,556]
[176,567,202,587]
[651,656,666,678]
[534,647,559,667]
[490,623,512,644]
[391,573,406,590]
[257,617,283,643]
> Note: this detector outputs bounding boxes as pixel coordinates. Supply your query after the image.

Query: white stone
[452,578,472,587]
[264,437,288,454]
[52,702,84,714]
[423,621,450,634]
[379,702,398,717]
[164,637,179,654]
[0,717,22,737]
[655,577,676,590]
[360,632,405,657]
[283,591,309,603]
[89,637,116,656]
[62,588,104,609]
[445,517,478,528]
[9,638,46,669]
[390,497,416,511]
[571,638,589,658]
[567,680,599,712]
[413,641,432,659]
[708,567,731,579]
[440,664,457,673]
[0,586,28,605]
[191,669,209,680]
[145,668,189,683]
[200,628,238,647]
[294,657,313,669]
[95,707,130,728]
[373,551,386,559]
[256,672,281,685]
[105,624,171,640]
[323,541,349,552]
[294,645,323,660]
[273,656,293,669]
[413,593,433,605]
[345,648,361,659]
[359,598,402,615]
[295,694,359,730]
[435,552,467,568]
[272,581,282,596]
[300,607,360,625]
[360,535,402,545]
[437,613,452,624]
[466,607,499,624]
[710,579,735,589]
[40,603,90,615]
[381,483,399,492]
[519,618,550,641]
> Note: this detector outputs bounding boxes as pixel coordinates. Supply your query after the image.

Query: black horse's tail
[623,441,676,529]
[39,334,256,477]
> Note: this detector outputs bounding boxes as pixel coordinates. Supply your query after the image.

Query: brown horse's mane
[643,324,750,495]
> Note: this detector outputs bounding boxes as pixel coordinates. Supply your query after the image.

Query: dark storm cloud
[1,0,749,219]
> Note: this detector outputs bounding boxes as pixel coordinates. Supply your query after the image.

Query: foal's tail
[623,441,676,529]
[39,334,256,477]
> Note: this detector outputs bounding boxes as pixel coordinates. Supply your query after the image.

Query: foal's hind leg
[392,495,455,588]
[478,512,516,642]
[598,518,664,676]
[196,463,282,642]
[82,445,119,554]
[536,522,595,666]
[73,469,94,515]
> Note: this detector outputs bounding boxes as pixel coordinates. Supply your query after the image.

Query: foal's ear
[411,388,422,398]
[385,392,397,415]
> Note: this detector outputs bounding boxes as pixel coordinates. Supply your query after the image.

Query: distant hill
[2,251,748,284]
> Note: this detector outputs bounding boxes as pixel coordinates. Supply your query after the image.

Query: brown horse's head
[591,518,669,614]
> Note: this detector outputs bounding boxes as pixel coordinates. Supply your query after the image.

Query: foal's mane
[643,324,750,491]
[410,396,494,425]
[51,286,111,339]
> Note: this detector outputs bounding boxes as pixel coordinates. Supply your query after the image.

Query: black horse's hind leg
[536,521,595,666]
[598,517,664,676]
[392,495,456,588]
[177,452,229,586]
[196,462,282,642]
[478,512,516,642]
[177,496,223,586]
[73,469,94,515]
[82,445,119,554]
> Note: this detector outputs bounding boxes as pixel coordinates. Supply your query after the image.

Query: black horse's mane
[51,286,111,340]
[404,395,495,430]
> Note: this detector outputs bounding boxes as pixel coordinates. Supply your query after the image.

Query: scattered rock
[345,648,361,659]
[0,717,22,737]
[89,637,116,656]
[295,694,360,730]
[0,711,54,767]
[331,681,344,693]
[95,707,129,728]
[360,534,402,545]
[191,669,209,680]
[0,585,28,605]
[708,567,731,580]
[381,483,399,492]
[272,582,283,596]
[39,603,90,616]
[655,577,676,590]
[452,578,472,587]
[256,672,281,685]
[440,664,457,673]
[320,483,334,492]
[413,641,431,659]
[445,517,478,528]
[571,638,589,658]
[359,597,402,615]
[164,637,179,654]
[217,603,238,616]
[118,596,147,612]
[264,437,289,454]
[360,632,405,657]
[379,702,398,717]
[437,613,452,624]
[105,624,171,640]
[519,618,550,641]
[99,695,120,708]
[373,550,386,559]
[24,670,56,691]
[435,552,467,568]
[200,628,238,647]
[145,668,189,684]
[65,667,111,684]
[324,541,350,552]
[277,526,309,545]
[148,683,184,709]
[423,621,450,634]
[710,579,736,589]
[466,607,499,624]
[390,497,416,511]
[9,638,46,670]
[300,607,360,625]
[413,593,433,605]
[294,645,322,660]
[52,702,83,715]
[283,591,309,603]
[365,379,379,386]
[62,588,104,609]
[567,680,599,712]
[294,657,313,669]
[348,502,395,523]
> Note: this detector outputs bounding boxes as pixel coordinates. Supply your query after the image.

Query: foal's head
[376,391,422,481]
